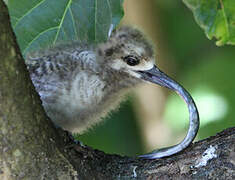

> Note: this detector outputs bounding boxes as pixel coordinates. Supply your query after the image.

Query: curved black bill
[136,65,200,159]
[137,65,179,90]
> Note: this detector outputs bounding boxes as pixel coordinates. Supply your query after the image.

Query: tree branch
[59,127,235,179]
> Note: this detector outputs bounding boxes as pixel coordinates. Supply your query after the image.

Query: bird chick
[26,26,199,159]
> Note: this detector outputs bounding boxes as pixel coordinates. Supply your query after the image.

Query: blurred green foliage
[183,0,235,46]
[158,1,235,140]
[8,0,124,56]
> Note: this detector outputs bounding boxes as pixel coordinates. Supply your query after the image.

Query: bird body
[26,26,199,159]
[27,43,137,133]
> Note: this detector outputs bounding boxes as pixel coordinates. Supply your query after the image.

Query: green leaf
[183,0,235,46]
[8,0,124,56]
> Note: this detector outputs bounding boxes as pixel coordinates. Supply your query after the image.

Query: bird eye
[123,55,140,66]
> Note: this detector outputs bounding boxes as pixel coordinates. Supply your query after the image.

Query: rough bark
[0,1,77,179]
[0,1,234,180]
[61,127,234,179]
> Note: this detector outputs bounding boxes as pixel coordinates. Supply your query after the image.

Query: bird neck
[100,66,142,93]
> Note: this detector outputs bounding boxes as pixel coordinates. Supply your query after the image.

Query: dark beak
[137,65,179,91]
[136,65,200,159]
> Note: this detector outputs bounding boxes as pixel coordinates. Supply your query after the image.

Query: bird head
[96,26,177,90]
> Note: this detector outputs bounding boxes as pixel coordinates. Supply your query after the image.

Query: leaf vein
[14,0,46,28]
[11,16,19,21]
[23,26,58,54]
[53,0,73,44]
[69,6,78,40]
[219,0,230,38]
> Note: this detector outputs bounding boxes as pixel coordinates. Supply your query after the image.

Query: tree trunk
[0,1,77,179]
[0,1,234,179]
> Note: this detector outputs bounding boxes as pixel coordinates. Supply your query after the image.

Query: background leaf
[8,0,124,56]
[183,0,235,46]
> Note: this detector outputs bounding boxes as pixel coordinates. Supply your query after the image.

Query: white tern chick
[26,26,199,159]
